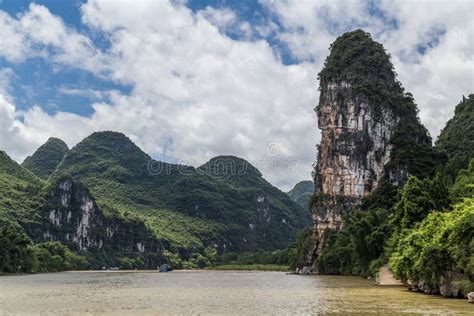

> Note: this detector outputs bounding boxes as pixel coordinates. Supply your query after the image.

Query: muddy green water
[0,271,472,315]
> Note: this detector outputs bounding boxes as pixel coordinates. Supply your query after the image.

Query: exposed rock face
[307,30,423,269]
[439,271,468,298]
[42,177,161,255]
[468,292,474,303]
[407,271,469,298]
[313,80,399,241]
[316,81,399,198]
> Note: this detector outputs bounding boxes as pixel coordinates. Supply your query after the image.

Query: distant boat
[159,264,173,272]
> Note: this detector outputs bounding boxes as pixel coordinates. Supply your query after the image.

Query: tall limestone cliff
[306,30,440,270]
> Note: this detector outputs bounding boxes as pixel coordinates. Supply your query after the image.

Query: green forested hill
[1,132,311,272]
[0,151,44,228]
[22,137,69,179]
[287,181,314,209]
[435,95,474,179]
[53,132,311,254]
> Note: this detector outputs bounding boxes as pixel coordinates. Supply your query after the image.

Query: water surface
[0,271,472,315]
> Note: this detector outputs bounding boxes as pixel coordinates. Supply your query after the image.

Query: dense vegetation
[313,157,473,292]
[390,198,473,294]
[318,29,417,118]
[21,137,69,179]
[0,221,89,273]
[53,132,311,254]
[308,92,473,294]
[302,30,473,296]
[215,248,294,266]
[0,151,44,231]
[435,95,474,180]
[287,181,315,209]
[1,132,311,273]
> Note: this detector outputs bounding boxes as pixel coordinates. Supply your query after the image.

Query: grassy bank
[208,264,290,271]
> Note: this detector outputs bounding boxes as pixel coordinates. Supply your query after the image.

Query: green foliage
[22,138,69,179]
[54,131,311,256]
[309,30,457,278]
[0,221,89,274]
[0,221,34,273]
[389,199,474,292]
[360,182,398,210]
[319,30,398,100]
[0,151,45,234]
[210,264,289,271]
[391,176,450,231]
[315,173,451,277]
[290,228,314,271]
[435,95,474,179]
[1,131,311,274]
[287,181,315,209]
[316,208,390,276]
[387,116,444,181]
[116,257,144,270]
[319,30,442,184]
[29,241,90,272]
[217,248,293,267]
[450,158,474,203]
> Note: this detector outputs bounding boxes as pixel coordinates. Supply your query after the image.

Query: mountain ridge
[287,180,314,209]
[21,137,69,179]
[0,130,312,269]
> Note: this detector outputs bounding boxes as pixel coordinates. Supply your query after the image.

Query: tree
[391,177,436,230]
[0,222,33,273]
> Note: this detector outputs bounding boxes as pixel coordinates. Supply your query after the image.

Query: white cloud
[57,86,116,100]
[0,1,317,190]
[0,3,106,73]
[198,6,237,30]
[0,0,471,190]
[0,11,30,63]
[261,0,474,139]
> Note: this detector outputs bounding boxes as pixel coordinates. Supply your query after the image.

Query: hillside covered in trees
[296,29,473,298]
[0,132,311,273]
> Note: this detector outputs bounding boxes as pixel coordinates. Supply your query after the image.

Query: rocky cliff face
[316,81,399,198]
[307,30,432,268]
[42,177,162,257]
[312,80,400,246]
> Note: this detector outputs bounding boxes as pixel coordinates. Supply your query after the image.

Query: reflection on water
[0,271,472,315]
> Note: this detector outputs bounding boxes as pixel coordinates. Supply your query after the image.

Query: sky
[0,0,473,191]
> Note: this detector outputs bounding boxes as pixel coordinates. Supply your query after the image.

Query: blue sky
[0,0,472,190]
[1,0,293,118]
[1,0,127,116]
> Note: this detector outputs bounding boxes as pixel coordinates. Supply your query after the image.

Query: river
[0,271,471,315]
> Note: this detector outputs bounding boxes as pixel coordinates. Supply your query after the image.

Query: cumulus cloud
[0,0,471,190]
[261,0,474,139]
[0,1,317,190]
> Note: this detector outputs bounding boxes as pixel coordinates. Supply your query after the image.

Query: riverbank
[0,266,289,276]
[208,264,290,271]
[377,265,403,285]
